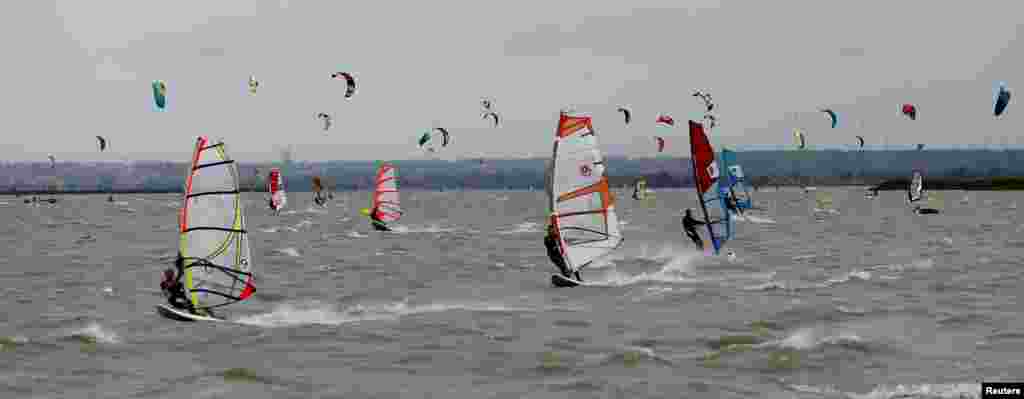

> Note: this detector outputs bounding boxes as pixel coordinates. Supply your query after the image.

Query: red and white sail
[267,168,286,211]
[372,163,402,224]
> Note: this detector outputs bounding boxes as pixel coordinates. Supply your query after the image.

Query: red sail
[688,120,718,194]
[267,169,281,193]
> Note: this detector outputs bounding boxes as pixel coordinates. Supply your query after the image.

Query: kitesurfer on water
[682,209,706,251]
[544,224,581,281]
[160,254,195,314]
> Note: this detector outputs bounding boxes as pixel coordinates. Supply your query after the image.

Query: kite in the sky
[249,75,259,94]
[483,112,500,127]
[794,129,807,150]
[418,127,450,153]
[152,80,167,110]
[995,82,1011,117]
[316,112,332,131]
[901,104,917,120]
[331,72,357,98]
[820,108,838,128]
[692,91,714,112]
[618,107,631,124]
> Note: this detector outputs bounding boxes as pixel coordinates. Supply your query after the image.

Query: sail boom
[186,190,239,198]
[195,160,233,170]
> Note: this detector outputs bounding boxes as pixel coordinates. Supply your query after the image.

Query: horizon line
[6,146,1024,164]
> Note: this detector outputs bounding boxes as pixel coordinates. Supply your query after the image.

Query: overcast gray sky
[1,1,1020,161]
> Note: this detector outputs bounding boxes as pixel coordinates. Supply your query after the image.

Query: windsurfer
[682,209,706,250]
[544,224,580,281]
[370,206,390,232]
[725,196,740,213]
[161,254,195,314]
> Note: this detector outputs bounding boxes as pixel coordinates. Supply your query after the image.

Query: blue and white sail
[720,147,752,211]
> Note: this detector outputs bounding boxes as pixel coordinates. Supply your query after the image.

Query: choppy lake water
[1,188,1021,398]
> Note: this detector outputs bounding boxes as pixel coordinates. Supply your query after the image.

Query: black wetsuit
[725,198,739,213]
[545,233,582,281]
[161,278,192,312]
[161,255,195,313]
[544,232,577,278]
[682,214,705,250]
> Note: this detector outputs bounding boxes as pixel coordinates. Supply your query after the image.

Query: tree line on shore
[3,149,1023,193]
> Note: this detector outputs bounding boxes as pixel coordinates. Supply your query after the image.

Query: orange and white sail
[547,112,623,273]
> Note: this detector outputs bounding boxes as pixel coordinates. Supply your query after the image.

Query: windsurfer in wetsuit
[725,196,740,213]
[682,209,706,251]
[544,224,581,281]
[160,254,195,314]
[369,206,391,232]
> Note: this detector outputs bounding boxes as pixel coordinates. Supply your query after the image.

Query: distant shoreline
[6,176,1024,195]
